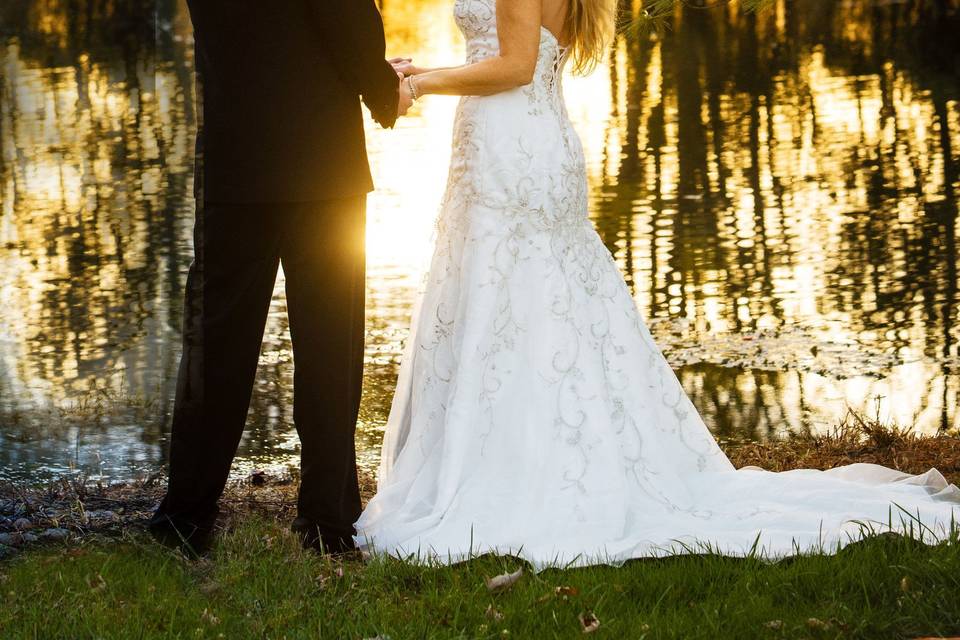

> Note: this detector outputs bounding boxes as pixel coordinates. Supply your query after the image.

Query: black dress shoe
[291,516,357,555]
[148,506,218,557]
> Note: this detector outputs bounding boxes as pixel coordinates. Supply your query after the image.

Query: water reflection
[600,0,960,442]
[0,0,195,478]
[0,0,957,481]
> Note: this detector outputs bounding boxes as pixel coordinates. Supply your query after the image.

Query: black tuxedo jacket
[186,0,400,202]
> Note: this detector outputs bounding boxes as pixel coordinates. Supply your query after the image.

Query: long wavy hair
[565,0,618,74]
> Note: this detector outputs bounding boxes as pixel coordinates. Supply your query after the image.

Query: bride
[354,0,959,568]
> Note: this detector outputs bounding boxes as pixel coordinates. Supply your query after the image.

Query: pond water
[1,0,958,482]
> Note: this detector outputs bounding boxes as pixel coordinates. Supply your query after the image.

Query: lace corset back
[454,0,569,105]
[440,0,588,229]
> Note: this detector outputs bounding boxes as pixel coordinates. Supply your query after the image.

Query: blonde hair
[565,0,618,74]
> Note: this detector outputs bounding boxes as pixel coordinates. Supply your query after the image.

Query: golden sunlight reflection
[0,0,957,480]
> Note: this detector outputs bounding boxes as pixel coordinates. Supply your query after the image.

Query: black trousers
[156,197,366,537]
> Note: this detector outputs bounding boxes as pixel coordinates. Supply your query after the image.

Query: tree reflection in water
[0,0,957,480]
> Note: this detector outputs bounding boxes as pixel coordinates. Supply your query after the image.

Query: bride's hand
[390,57,425,77]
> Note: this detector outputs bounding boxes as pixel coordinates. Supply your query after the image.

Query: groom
[149,0,411,554]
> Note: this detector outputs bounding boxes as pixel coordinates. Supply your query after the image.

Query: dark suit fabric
[186,0,399,202]
[160,198,367,538]
[155,0,396,542]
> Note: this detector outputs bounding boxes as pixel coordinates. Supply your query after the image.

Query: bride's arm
[392,60,463,77]
[408,0,541,97]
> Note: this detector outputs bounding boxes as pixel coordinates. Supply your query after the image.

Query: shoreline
[2,411,958,559]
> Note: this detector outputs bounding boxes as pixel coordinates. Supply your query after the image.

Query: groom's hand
[307,0,399,128]
[397,72,413,119]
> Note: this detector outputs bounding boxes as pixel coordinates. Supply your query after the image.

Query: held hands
[396,71,413,118]
[391,57,424,120]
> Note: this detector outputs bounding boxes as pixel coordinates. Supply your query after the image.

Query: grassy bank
[726,411,960,482]
[1,518,959,639]
[1,412,959,638]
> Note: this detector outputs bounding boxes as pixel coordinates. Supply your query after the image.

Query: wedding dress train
[354,0,959,568]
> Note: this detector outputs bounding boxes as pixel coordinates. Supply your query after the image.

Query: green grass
[1,519,959,639]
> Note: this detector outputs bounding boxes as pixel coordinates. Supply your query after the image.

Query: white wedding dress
[354,0,960,569]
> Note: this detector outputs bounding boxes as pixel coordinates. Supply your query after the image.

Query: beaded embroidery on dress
[354,0,959,568]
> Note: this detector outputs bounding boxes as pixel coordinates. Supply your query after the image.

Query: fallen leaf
[555,585,580,598]
[763,620,784,630]
[485,568,523,592]
[86,573,107,593]
[806,618,830,631]
[579,611,600,634]
[900,576,912,592]
[200,580,220,595]
[485,604,504,621]
[201,608,221,626]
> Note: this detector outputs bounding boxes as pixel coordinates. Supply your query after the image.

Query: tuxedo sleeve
[307,0,400,129]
